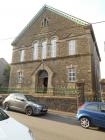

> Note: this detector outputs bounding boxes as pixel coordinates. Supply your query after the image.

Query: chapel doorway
[37,70,48,93]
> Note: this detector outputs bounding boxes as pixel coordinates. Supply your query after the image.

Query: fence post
[76,93,80,111]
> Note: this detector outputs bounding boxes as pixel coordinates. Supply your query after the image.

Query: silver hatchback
[3,93,48,116]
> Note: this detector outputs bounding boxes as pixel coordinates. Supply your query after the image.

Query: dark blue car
[76,102,105,129]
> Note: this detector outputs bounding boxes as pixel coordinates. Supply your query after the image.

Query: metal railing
[0,87,102,102]
[0,87,77,96]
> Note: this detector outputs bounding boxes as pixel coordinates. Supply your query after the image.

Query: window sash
[33,43,38,60]
[69,40,76,55]
[68,68,76,82]
[42,41,47,59]
[19,50,24,62]
[51,39,56,57]
[17,71,23,84]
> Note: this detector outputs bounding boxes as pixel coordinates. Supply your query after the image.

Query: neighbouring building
[0,58,9,87]
[100,79,105,101]
[9,5,101,98]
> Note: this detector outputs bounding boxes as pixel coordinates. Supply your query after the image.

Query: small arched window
[41,18,48,27]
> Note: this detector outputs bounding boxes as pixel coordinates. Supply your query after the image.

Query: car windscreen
[0,109,9,121]
[25,95,36,102]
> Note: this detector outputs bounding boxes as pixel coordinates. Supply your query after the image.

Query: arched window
[32,41,38,60]
[19,49,24,62]
[42,40,47,59]
[51,37,57,58]
[41,18,48,27]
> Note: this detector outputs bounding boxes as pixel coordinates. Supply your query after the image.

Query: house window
[68,68,76,82]
[51,38,57,57]
[19,49,24,62]
[32,42,38,60]
[41,18,48,27]
[17,71,23,84]
[69,40,76,55]
[42,41,47,59]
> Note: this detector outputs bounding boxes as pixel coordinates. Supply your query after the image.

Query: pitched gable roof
[0,58,8,65]
[11,5,90,46]
[11,5,100,61]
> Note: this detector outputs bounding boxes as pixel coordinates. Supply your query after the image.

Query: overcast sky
[0,0,105,78]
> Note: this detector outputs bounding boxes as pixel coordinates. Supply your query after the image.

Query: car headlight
[29,129,35,140]
[36,105,42,110]
[37,106,42,110]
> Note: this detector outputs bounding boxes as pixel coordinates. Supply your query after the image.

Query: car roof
[10,93,24,95]
[9,93,25,96]
[84,102,105,105]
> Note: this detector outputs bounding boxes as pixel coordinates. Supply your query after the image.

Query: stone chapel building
[9,5,101,97]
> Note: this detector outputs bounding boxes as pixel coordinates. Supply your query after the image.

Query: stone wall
[0,94,78,113]
[32,95,77,113]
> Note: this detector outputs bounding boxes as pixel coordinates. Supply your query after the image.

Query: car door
[87,103,105,128]
[85,103,103,127]
[10,94,26,112]
[98,103,105,128]
[8,94,17,109]
[14,95,27,112]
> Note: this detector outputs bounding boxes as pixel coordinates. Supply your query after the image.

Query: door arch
[37,70,48,93]
[31,64,53,93]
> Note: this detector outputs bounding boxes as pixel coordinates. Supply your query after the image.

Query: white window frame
[19,49,24,62]
[68,68,76,82]
[17,71,23,84]
[42,41,47,59]
[51,38,57,58]
[32,42,38,60]
[69,40,76,55]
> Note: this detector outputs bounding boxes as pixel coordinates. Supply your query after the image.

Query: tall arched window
[42,40,47,59]
[19,49,24,62]
[51,37,57,58]
[32,41,38,60]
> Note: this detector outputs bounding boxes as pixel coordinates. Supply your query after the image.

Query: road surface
[8,111,105,140]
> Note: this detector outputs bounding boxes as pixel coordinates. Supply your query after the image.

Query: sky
[0,0,105,78]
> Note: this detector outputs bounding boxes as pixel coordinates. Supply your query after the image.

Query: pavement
[0,104,76,118]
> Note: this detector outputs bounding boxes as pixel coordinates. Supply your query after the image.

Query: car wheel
[4,102,9,110]
[25,107,33,116]
[80,117,90,129]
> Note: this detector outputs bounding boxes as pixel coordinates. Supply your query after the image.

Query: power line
[0,20,105,41]
[0,37,14,41]
[92,21,105,24]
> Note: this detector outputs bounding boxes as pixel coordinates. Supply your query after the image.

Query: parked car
[0,108,35,140]
[76,102,105,129]
[3,93,48,116]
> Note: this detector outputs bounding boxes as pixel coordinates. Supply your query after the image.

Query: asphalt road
[8,111,105,140]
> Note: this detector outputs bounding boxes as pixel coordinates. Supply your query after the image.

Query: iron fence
[0,87,77,96]
[0,87,102,102]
